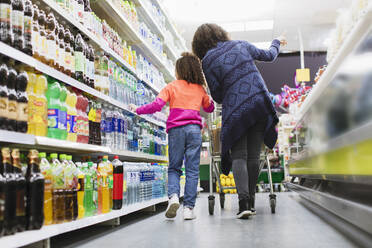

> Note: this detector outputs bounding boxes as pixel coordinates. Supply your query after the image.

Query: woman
[192,23,286,219]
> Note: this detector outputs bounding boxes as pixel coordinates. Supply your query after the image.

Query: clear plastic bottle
[105,106,113,148]
[100,104,106,147]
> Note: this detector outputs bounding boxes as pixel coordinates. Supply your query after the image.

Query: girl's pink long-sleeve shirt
[136,80,215,132]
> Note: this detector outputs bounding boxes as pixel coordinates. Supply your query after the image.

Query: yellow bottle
[32,75,48,136]
[66,90,77,142]
[99,157,110,213]
[104,156,113,210]
[26,72,37,135]
[39,152,53,225]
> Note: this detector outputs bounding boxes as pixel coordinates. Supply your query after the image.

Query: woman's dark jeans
[231,120,266,201]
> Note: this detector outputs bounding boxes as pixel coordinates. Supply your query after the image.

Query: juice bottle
[112,156,123,210]
[0,64,9,130]
[54,24,60,70]
[47,79,61,139]
[32,74,48,136]
[95,102,102,145]
[104,155,113,210]
[38,10,48,64]
[76,92,83,143]
[66,89,77,142]
[88,45,95,88]
[57,24,65,73]
[31,4,40,59]
[50,153,65,224]
[7,68,17,131]
[23,0,33,55]
[0,0,13,45]
[11,149,26,232]
[16,71,29,133]
[74,33,84,83]
[59,85,68,140]
[39,152,52,225]
[99,157,110,213]
[70,31,75,79]
[26,71,35,134]
[67,155,79,219]
[96,159,103,214]
[45,13,56,68]
[11,0,24,50]
[64,28,72,76]
[25,149,44,230]
[1,147,17,235]
[88,100,95,145]
[60,154,73,222]
[84,161,93,216]
[83,96,89,143]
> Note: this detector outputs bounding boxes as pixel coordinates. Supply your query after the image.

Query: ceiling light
[220,20,274,32]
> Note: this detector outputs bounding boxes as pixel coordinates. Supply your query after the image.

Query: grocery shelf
[0,130,35,145]
[0,41,166,128]
[92,0,176,82]
[40,0,161,94]
[111,149,168,162]
[296,6,372,123]
[0,197,168,248]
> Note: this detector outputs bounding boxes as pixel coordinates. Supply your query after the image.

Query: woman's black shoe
[249,195,256,215]
[237,198,251,219]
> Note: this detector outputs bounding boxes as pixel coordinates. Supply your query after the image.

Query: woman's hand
[276,34,287,46]
[128,104,137,112]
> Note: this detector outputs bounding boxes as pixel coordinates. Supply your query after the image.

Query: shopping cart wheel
[208,195,215,215]
[219,193,225,209]
[269,194,276,214]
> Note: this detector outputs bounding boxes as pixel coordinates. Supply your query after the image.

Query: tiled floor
[51,192,357,248]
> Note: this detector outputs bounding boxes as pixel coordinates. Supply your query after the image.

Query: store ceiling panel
[162,0,351,52]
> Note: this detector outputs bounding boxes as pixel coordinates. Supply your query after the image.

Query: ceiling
[161,0,352,52]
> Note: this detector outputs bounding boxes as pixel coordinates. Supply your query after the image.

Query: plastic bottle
[74,33,84,83]
[57,24,65,73]
[74,160,85,219]
[64,28,72,77]
[91,162,98,215]
[23,0,33,55]
[67,155,78,220]
[95,102,102,145]
[0,64,9,130]
[88,45,95,88]
[82,96,89,143]
[112,156,123,210]
[31,4,40,59]
[25,149,44,230]
[38,10,48,63]
[45,13,57,67]
[0,0,13,45]
[16,71,29,133]
[11,0,25,50]
[60,154,73,222]
[7,68,17,131]
[39,152,52,225]
[88,100,95,145]
[104,156,113,210]
[66,89,77,142]
[1,147,17,235]
[47,79,61,139]
[100,104,106,147]
[50,153,64,224]
[32,74,48,136]
[112,108,119,150]
[105,106,113,148]
[59,85,68,140]
[11,149,26,232]
[84,162,94,216]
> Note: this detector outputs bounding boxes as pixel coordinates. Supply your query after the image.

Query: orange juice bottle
[99,157,110,213]
[26,72,36,135]
[31,75,48,136]
[104,156,113,210]
[66,90,77,142]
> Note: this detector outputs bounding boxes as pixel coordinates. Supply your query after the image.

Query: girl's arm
[202,91,215,113]
[246,39,281,62]
[136,85,170,115]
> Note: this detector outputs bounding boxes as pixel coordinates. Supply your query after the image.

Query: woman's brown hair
[176,52,206,86]
[192,23,230,60]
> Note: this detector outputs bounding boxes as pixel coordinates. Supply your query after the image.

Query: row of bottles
[0,148,44,237]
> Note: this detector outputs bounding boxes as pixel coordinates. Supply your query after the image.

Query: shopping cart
[207,107,277,215]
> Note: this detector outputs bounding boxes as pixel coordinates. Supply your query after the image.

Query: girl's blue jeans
[167,124,201,208]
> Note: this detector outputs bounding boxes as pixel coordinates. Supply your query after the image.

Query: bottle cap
[66,155,72,160]
[114,155,119,159]
[50,153,58,159]
[60,154,66,160]
[39,152,46,158]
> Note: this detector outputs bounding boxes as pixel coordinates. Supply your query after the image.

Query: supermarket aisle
[51,193,356,248]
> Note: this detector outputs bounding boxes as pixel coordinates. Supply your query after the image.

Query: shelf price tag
[296,68,310,82]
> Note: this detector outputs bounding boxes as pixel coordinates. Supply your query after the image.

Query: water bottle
[112,108,119,150]
[101,105,107,147]
[122,113,128,151]
[105,106,113,148]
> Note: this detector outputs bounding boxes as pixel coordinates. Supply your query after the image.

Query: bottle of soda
[1,147,17,235]
[16,71,28,133]
[83,36,89,86]
[50,153,64,224]
[47,79,61,139]
[88,100,95,145]
[60,154,73,222]
[11,0,24,50]
[39,152,52,225]
[11,149,26,232]
[26,149,44,230]
[23,0,33,55]
[38,9,48,63]
[31,4,40,59]
[95,102,102,145]
[67,155,78,220]
[0,63,9,130]
[7,67,17,131]
[54,23,60,70]
[74,33,84,83]
[64,28,72,77]
[0,0,13,45]
[112,156,123,210]
[70,30,75,79]
[58,24,65,73]
[59,85,68,140]
[88,44,95,88]
[45,13,56,68]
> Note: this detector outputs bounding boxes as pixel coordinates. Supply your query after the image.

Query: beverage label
[43,175,53,191]
[0,4,11,25]
[108,175,113,189]
[32,30,40,53]
[67,114,77,133]
[101,119,106,133]
[112,117,118,132]
[24,16,32,35]
[0,96,8,117]
[47,108,59,128]
[17,102,28,122]
[16,189,26,217]
[113,173,123,200]
[117,118,122,134]
[76,119,82,135]
[127,130,133,140]
[65,51,72,70]
[41,36,48,58]
[84,120,89,136]
[75,51,84,72]
[11,10,23,30]
[8,100,17,120]
[58,110,67,130]
[47,39,56,62]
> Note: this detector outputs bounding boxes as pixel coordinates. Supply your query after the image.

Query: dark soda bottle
[0,0,13,45]
[1,147,17,235]
[45,13,56,68]
[0,63,9,130]
[112,156,123,210]
[70,31,75,79]
[74,33,84,83]
[16,71,28,133]
[88,44,95,88]
[11,0,25,50]
[95,102,102,145]
[26,149,44,230]
[7,68,17,131]
[58,24,65,73]
[31,4,40,59]
[54,23,60,70]
[23,0,33,55]
[11,149,26,232]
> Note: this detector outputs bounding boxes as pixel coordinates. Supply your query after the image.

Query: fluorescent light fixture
[251,41,272,49]
[220,20,274,32]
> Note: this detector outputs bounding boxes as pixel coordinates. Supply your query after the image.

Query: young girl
[134,52,214,220]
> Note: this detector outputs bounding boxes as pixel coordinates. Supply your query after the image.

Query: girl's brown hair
[176,52,206,86]
[192,23,230,60]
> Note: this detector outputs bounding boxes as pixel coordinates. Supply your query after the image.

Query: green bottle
[47,79,61,139]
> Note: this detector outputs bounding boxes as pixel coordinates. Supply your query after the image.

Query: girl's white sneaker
[183,207,196,220]
[165,195,180,219]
